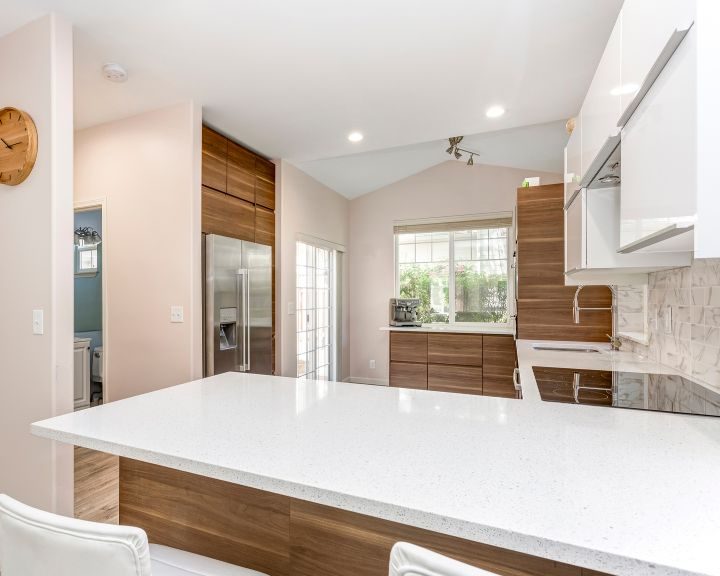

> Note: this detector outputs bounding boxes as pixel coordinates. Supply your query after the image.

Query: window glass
[397,225,509,324]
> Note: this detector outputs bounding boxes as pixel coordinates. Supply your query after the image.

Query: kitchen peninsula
[32,345,720,576]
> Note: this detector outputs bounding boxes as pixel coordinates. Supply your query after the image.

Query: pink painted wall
[0,14,74,514]
[74,102,202,401]
[277,161,350,379]
[348,160,561,383]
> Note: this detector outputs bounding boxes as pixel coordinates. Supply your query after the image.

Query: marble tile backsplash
[619,259,720,389]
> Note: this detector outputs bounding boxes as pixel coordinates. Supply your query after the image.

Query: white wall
[349,161,561,383]
[277,161,350,379]
[75,102,202,401]
[0,14,74,514]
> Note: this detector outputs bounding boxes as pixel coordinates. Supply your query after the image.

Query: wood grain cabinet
[427,333,482,366]
[255,157,276,210]
[427,365,482,395]
[255,206,275,247]
[201,187,255,242]
[481,335,517,399]
[389,332,516,399]
[201,126,277,372]
[390,362,427,390]
[390,332,427,363]
[201,126,227,192]
[227,139,256,203]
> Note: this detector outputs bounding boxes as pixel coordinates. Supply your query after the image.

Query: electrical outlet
[369,359,376,370]
[170,305,184,323]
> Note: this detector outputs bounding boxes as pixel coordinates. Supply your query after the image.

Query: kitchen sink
[532,344,601,353]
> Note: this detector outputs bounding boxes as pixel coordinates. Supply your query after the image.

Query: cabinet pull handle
[617,22,694,128]
[512,368,521,391]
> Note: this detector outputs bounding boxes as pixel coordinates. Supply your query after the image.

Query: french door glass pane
[297,241,333,381]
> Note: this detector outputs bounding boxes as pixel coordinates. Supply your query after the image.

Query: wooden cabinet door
[255,206,275,248]
[390,332,427,363]
[389,362,427,390]
[201,187,255,242]
[202,126,227,192]
[482,335,516,398]
[427,333,482,366]
[227,140,256,203]
[255,157,276,210]
[428,365,482,395]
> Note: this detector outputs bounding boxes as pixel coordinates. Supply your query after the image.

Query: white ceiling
[296,120,569,198]
[2,0,622,167]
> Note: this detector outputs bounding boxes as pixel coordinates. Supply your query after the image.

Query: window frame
[75,245,99,277]
[394,222,514,328]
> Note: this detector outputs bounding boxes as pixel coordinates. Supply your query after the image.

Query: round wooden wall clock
[0,107,38,186]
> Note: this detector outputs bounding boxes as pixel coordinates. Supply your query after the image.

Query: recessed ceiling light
[348,131,364,143]
[102,62,128,83]
[610,83,639,96]
[486,105,505,119]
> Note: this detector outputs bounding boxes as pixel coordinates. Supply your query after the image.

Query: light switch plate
[32,309,43,335]
[288,302,296,315]
[170,305,184,323]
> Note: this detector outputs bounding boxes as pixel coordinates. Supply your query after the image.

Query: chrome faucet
[573,285,621,350]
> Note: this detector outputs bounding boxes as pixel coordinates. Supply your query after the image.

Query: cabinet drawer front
[227,140,256,203]
[202,187,255,242]
[202,126,227,193]
[482,374,517,399]
[390,332,427,363]
[389,362,427,390]
[428,365,482,395]
[482,335,516,371]
[427,333,482,366]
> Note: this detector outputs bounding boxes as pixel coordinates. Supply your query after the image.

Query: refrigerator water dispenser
[219,308,238,350]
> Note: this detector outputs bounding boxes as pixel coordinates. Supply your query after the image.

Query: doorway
[296,240,336,381]
[73,203,107,408]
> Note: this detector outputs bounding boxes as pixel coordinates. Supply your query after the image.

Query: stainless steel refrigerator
[204,234,272,376]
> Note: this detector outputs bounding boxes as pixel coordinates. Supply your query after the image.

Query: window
[395,217,512,325]
[75,246,98,276]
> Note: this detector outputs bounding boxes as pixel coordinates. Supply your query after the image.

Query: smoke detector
[102,63,128,83]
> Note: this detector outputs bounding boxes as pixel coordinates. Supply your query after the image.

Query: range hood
[564,133,621,209]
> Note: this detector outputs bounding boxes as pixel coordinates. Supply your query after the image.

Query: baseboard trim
[345,376,389,386]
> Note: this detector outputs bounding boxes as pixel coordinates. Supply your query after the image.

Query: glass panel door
[297,241,334,380]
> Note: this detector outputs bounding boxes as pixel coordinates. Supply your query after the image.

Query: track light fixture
[445,136,480,166]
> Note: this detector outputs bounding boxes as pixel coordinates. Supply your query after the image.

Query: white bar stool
[0,494,267,576]
[389,542,501,576]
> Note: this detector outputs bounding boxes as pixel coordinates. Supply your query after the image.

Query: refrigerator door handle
[236,269,249,372]
[245,269,251,372]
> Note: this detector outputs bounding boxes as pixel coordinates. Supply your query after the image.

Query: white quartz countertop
[380,325,514,334]
[32,342,720,576]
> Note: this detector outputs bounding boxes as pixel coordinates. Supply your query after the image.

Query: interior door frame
[74,198,109,403]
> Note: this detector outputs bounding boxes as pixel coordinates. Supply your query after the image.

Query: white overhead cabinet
[619,0,697,253]
[565,187,688,284]
[579,14,622,181]
[564,118,581,205]
[563,2,690,283]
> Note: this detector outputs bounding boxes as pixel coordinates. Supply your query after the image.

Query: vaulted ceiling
[2,0,622,196]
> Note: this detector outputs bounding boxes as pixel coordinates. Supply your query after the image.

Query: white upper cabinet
[564,117,581,204]
[579,14,622,181]
[619,1,697,251]
[620,0,696,113]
